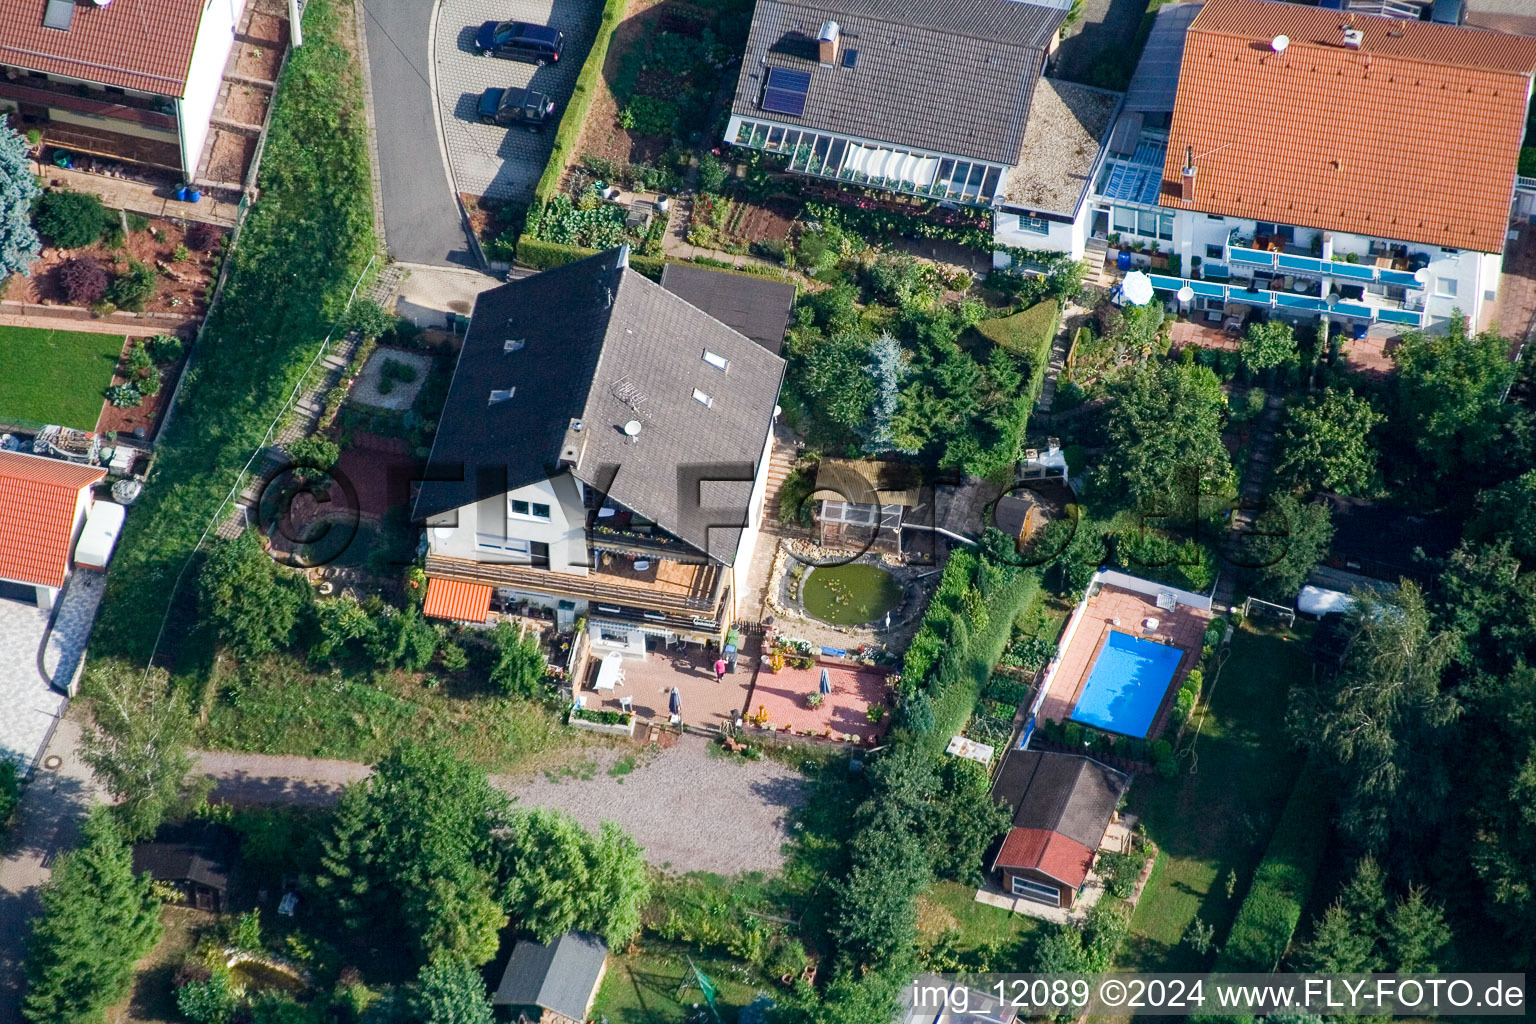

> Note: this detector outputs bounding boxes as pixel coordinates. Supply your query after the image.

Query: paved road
[200,735,808,874]
[359,0,477,266]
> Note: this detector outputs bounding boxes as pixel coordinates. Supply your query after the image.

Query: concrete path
[199,734,808,874]
[0,718,102,1024]
[359,0,476,266]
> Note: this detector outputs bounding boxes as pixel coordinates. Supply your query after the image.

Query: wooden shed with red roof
[990,749,1128,909]
[0,450,105,609]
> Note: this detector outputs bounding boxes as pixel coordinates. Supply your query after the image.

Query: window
[1010,875,1061,906]
[1205,244,1225,260]
[1206,214,1226,222]
[692,388,713,407]
[476,534,530,555]
[1112,207,1135,233]
[702,350,729,371]
[820,501,876,525]
[1435,277,1457,298]
[1159,212,1174,241]
[1138,210,1159,238]
[1019,214,1049,235]
[488,388,514,404]
[510,499,551,521]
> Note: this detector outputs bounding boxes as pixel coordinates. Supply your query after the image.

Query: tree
[927,759,1011,884]
[1288,585,1459,850]
[1243,495,1334,601]
[796,330,878,430]
[198,531,308,657]
[367,607,440,672]
[0,757,19,828]
[34,189,107,249]
[1106,300,1164,360]
[863,332,906,454]
[0,126,40,275]
[1393,316,1519,482]
[310,593,375,662]
[1240,319,1298,375]
[1466,470,1536,564]
[1092,363,1232,513]
[496,809,650,948]
[405,959,493,1024]
[489,621,546,696]
[23,809,162,1024]
[1295,858,1449,973]
[79,661,211,839]
[827,803,930,971]
[311,743,507,966]
[1272,389,1382,495]
[1384,885,1451,971]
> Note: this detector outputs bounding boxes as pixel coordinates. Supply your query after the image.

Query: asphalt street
[359,0,477,267]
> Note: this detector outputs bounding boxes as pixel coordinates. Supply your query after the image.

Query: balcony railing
[425,554,724,615]
[1146,274,1426,327]
[1226,245,1422,288]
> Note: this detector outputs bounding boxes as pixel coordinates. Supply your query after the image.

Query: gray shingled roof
[493,932,608,1018]
[1124,2,1201,113]
[131,822,238,890]
[414,249,786,565]
[660,264,797,355]
[1000,77,1120,215]
[731,0,1068,165]
[991,749,1127,849]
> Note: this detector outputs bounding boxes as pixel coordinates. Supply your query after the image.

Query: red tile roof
[0,450,104,589]
[0,0,207,96]
[1161,0,1536,253]
[423,577,493,623]
[992,826,1096,889]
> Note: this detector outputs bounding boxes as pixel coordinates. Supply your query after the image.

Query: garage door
[0,579,37,605]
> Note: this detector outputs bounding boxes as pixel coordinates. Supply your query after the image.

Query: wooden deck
[425,554,723,615]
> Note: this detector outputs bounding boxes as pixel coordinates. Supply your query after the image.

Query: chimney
[1180,146,1197,197]
[818,21,840,66]
[1343,26,1364,48]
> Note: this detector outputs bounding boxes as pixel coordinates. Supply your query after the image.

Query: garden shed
[492,931,608,1024]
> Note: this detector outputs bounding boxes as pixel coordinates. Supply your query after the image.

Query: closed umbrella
[1121,270,1155,306]
[669,687,682,716]
[819,668,831,695]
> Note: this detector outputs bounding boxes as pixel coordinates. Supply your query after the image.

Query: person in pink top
[714,657,727,683]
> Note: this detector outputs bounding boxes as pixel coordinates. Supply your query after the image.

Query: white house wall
[425,473,589,574]
[725,424,776,624]
[177,0,247,180]
[993,201,1091,265]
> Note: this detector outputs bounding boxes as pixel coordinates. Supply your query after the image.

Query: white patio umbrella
[1122,270,1155,306]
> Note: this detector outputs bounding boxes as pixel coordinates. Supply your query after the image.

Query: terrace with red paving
[747,661,894,743]
[1036,584,1209,740]
[582,645,754,732]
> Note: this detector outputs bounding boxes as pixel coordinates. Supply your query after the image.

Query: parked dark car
[477,86,555,129]
[474,21,563,64]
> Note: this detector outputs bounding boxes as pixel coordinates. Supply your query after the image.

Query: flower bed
[569,704,635,735]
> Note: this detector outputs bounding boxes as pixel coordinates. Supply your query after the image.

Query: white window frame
[1010,875,1061,906]
[476,534,530,555]
[702,350,729,371]
[1434,277,1457,298]
[1019,214,1049,236]
[509,499,552,522]
[693,388,713,407]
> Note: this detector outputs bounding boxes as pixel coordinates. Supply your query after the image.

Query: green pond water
[801,563,902,626]
[229,960,308,995]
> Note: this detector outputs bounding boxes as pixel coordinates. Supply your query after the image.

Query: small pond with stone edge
[801,563,903,627]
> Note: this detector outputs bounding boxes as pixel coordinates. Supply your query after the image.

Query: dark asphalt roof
[991,749,1126,849]
[493,931,608,1018]
[1321,494,1455,582]
[415,248,785,564]
[660,264,797,355]
[731,0,1068,165]
[131,822,238,890]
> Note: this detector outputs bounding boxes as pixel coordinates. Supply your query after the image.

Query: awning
[423,578,493,623]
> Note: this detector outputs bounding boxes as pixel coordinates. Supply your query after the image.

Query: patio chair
[619,694,633,714]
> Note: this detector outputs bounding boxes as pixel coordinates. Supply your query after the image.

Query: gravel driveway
[199,734,808,875]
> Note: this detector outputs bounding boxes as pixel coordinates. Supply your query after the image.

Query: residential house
[131,820,240,913]
[414,248,786,654]
[990,748,1127,909]
[725,0,1077,211]
[1100,0,1536,333]
[492,931,608,1024]
[0,0,247,180]
[0,449,105,609]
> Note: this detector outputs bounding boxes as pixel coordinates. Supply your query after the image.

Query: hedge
[526,0,627,222]
[515,236,663,280]
[974,299,1059,403]
[1215,760,1333,972]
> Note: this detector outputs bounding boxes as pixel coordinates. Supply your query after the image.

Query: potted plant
[1191,255,1203,279]
[1165,253,1181,276]
[1106,233,1122,261]
[805,692,824,709]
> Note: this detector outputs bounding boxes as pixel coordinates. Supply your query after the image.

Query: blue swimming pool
[1071,630,1184,738]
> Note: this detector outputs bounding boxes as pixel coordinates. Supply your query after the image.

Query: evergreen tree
[79,660,211,840]
[198,531,309,657]
[0,126,41,276]
[864,332,906,454]
[406,959,494,1024]
[1384,886,1451,971]
[496,809,651,947]
[23,809,161,1024]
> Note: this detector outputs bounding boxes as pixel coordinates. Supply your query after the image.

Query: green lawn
[0,325,123,430]
[1118,622,1311,971]
[592,947,772,1024]
[918,879,1040,952]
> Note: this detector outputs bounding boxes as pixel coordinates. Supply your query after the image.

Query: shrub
[125,212,151,233]
[127,341,154,372]
[58,255,110,304]
[439,643,469,672]
[1216,762,1332,971]
[149,333,184,362]
[285,435,340,474]
[622,96,678,137]
[107,383,143,408]
[1063,721,1083,748]
[36,190,110,248]
[381,357,417,383]
[137,366,163,397]
[805,692,824,709]
[698,153,728,193]
[184,220,220,251]
[177,967,238,1024]
[107,259,157,311]
[0,758,18,828]
[173,243,191,262]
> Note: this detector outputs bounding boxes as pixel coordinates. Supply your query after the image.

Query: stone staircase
[1214,390,1284,610]
[1036,317,1075,414]
[1084,237,1116,289]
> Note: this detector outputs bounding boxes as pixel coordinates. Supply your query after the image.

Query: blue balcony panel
[1147,274,1183,291]
[1332,301,1374,319]
[1276,253,1319,273]
[1377,307,1424,326]
[1189,281,1225,298]
[1328,262,1375,281]
[1275,293,1328,312]
[1228,246,1271,267]
[1379,268,1422,288]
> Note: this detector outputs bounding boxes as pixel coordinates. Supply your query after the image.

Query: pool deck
[1037,584,1210,739]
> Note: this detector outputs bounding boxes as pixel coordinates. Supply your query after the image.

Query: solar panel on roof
[762,66,811,117]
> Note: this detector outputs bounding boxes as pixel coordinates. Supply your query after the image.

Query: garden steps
[1215,391,1285,609]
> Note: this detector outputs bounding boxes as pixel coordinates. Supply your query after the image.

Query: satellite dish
[1177,285,1195,303]
[623,420,643,437]
[1271,34,1289,54]
[1413,268,1429,284]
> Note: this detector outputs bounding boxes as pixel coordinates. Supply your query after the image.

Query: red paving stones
[747,662,894,743]
[583,645,753,731]
[1487,218,1536,343]
[1037,584,1209,740]
[1168,314,1400,376]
